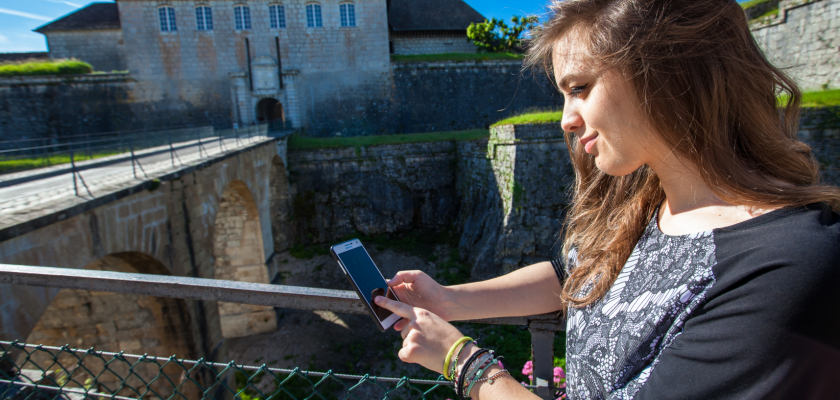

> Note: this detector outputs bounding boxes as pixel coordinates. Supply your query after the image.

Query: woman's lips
[580,133,598,154]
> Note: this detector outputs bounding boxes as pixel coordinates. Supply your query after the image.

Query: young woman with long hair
[374,0,840,398]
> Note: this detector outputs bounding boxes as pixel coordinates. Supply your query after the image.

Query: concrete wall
[391,36,476,55]
[45,29,127,72]
[752,0,840,90]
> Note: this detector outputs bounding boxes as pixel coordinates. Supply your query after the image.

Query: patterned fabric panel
[565,218,717,400]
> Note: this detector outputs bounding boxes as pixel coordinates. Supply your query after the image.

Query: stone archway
[256,98,285,123]
[21,253,197,398]
[213,180,277,338]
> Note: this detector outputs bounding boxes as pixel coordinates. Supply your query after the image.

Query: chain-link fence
[0,341,462,400]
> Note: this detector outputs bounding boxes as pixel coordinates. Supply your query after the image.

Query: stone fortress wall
[751,0,840,90]
[45,29,127,72]
[391,36,477,55]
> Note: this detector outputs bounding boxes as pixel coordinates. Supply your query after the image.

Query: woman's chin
[595,158,642,177]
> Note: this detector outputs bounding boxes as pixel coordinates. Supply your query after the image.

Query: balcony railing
[0,264,564,399]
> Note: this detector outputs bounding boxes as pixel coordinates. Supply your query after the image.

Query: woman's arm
[388,261,564,322]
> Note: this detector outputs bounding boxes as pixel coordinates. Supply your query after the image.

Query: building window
[158,6,177,32]
[306,3,322,28]
[269,4,286,29]
[340,3,355,27]
[195,6,213,30]
[234,5,252,30]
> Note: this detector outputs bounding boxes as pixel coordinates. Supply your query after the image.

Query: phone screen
[335,246,398,322]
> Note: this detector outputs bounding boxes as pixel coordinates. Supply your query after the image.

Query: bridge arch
[212,180,277,338]
[22,252,197,397]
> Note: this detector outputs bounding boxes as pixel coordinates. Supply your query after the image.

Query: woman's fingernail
[374,296,382,304]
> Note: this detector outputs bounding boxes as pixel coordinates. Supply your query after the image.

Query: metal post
[235,127,240,147]
[70,148,78,196]
[130,136,137,178]
[169,131,175,167]
[529,328,556,400]
[197,131,203,158]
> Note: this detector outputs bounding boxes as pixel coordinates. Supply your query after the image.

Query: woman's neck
[650,156,773,235]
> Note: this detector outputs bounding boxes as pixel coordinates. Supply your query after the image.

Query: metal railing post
[197,130,203,158]
[130,136,137,178]
[169,131,175,167]
[530,327,556,400]
[235,127,240,147]
[70,148,78,196]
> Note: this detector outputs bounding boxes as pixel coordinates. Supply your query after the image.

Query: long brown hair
[526,0,840,309]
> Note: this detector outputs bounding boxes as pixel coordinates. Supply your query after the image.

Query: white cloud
[45,0,82,7]
[0,33,8,44]
[0,7,52,22]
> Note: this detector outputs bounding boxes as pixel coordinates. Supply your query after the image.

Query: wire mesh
[0,341,462,400]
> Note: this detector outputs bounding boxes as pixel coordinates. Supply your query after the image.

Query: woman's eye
[570,84,589,95]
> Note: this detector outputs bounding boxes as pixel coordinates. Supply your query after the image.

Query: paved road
[0,135,270,223]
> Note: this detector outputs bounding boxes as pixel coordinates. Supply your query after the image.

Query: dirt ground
[222,245,462,399]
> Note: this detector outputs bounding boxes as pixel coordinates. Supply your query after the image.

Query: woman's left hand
[374,295,465,374]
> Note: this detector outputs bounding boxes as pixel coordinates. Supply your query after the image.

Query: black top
[553,204,840,399]
[35,3,120,33]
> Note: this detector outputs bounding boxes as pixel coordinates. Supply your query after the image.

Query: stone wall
[799,106,840,185]
[391,36,477,55]
[44,29,127,72]
[752,0,840,90]
[287,142,459,244]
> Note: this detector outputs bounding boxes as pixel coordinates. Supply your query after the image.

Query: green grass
[288,129,489,151]
[390,52,523,63]
[740,0,772,10]
[778,89,840,108]
[0,59,93,77]
[0,151,121,174]
[491,110,563,127]
[754,7,779,19]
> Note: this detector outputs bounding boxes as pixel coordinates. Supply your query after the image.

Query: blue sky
[0,0,749,53]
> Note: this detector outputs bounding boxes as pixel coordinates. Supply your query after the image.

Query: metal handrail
[0,263,563,399]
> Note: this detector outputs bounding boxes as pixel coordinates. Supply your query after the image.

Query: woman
[374,0,840,398]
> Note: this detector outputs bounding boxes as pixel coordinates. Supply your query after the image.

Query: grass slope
[491,110,563,127]
[0,59,93,77]
[0,151,120,174]
[288,129,488,151]
[740,0,772,9]
[391,52,523,63]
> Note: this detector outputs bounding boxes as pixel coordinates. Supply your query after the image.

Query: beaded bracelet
[466,365,509,398]
[456,348,490,400]
[459,351,496,400]
[465,358,501,398]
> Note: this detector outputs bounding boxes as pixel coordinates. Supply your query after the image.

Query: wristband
[449,339,476,382]
[457,348,489,400]
[443,336,473,380]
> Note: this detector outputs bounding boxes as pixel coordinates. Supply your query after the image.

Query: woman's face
[553,44,667,176]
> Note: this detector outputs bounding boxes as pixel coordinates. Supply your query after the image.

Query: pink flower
[553,366,566,383]
[521,360,533,378]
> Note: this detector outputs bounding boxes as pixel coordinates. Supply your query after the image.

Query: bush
[0,59,93,77]
[468,16,538,54]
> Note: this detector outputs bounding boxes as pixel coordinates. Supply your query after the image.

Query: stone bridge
[0,136,293,364]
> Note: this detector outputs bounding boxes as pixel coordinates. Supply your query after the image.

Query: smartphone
[330,239,402,331]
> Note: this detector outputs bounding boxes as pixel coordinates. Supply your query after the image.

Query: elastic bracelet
[443,336,473,381]
[449,339,476,381]
[457,348,489,400]
[466,358,499,398]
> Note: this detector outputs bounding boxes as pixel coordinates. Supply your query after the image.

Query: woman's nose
[561,109,583,133]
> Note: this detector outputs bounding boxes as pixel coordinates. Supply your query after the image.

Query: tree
[467,15,539,53]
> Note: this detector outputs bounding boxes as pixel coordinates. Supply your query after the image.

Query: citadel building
[33,0,486,131]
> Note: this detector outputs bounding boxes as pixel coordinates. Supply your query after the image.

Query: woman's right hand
[387,270,454,321]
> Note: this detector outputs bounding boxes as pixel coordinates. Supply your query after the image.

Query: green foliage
[390,53,523,62]
[740,0,772,10]
[467,16,538,53]
[288,129,489,151]
[0,58,93,77]
[754,7,779,20]
[289,244,329,260]
[778,88,840,108]
[492,110,563,127]
[0,151,121,175]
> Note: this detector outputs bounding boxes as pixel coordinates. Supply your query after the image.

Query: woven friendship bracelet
[456,348,490,400]
[465,358,501,398]
[449,339,476,382]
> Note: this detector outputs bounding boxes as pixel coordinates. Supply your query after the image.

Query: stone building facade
[387,0,483,55]
[33,0,486,133]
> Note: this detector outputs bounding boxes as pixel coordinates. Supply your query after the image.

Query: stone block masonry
[44,29,127,72]
[391,36,477,55]
[752,0,840,90]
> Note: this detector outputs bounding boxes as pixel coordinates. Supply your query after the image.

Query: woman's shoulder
[711,202,840,285]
